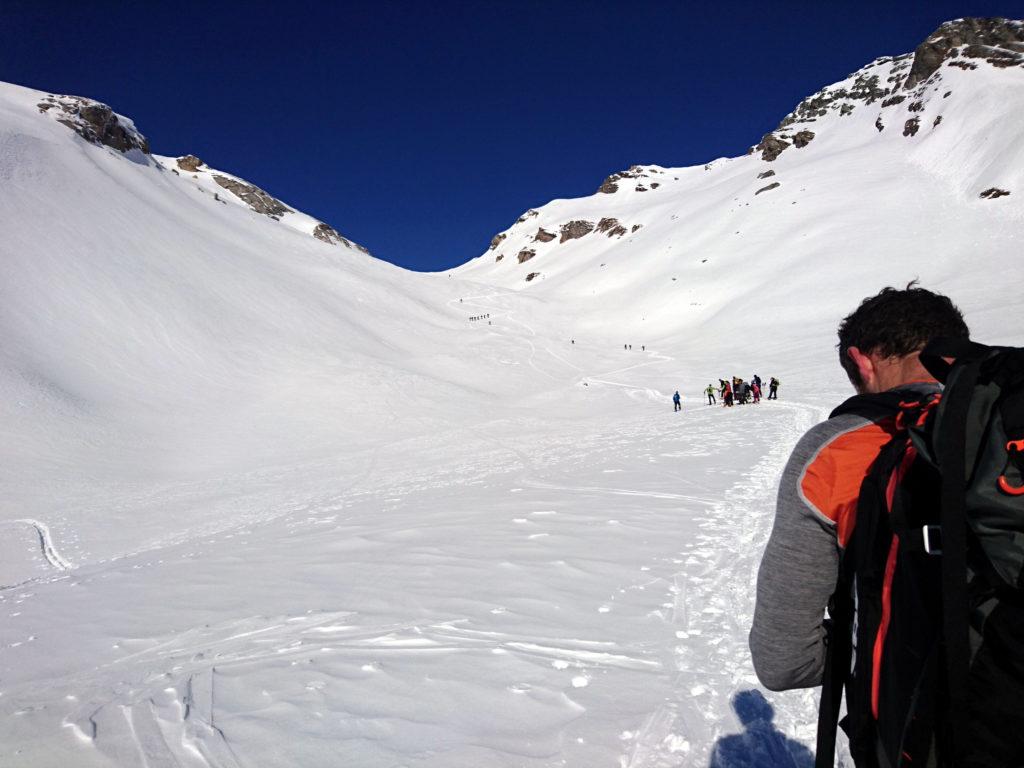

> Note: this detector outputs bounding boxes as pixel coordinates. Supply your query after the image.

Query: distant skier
[642,345,645,351]
[753,374,762,390]
[673,391,681,412]
[723,380,734,407]
[752,381,761,403]
[705,384,717,405]
[768,377,780,400]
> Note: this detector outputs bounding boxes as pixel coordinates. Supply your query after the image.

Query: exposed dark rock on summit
[533,228,556,243]
[38,94,150,154]
[489,233,507,251]
[904,18,1024,89]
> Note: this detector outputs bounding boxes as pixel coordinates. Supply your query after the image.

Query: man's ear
[847,346,876,393]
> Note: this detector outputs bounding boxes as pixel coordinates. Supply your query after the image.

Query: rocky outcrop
[177,155,203,172]
[904,18,1024,89]
[980,187,1011,199]
[753,134,790,162]
[517,249,536,264]
[313,222,350,246]
[792,130,815,148]
[311,222,370,253]
[757,170,776,179]
[597,165,651,194]
[38,94,150,154]
[534,228,556,243]
[631,224,643,233]
[213,175,292,219]
[489,233,507,251]
[516,210,539,224]
[903,118,921,137]
[560,220,594,243]
[596,218,627,237]
[755,182,781,195]
[525,272,540,282]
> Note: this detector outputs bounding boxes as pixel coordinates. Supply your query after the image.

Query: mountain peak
[905,17,1024,89]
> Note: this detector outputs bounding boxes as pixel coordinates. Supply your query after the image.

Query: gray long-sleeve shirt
[749,385,939,691]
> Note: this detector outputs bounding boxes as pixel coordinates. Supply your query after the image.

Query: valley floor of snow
[1,289,843,768]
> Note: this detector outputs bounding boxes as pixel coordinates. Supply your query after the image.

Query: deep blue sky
[3,1,1019,270]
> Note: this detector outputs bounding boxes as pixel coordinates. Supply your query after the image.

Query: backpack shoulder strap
[829,391,907,422]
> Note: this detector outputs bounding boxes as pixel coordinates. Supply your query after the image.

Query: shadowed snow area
[2,24,1024,767]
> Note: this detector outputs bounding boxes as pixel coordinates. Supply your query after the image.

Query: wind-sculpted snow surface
[2,19,1024,767]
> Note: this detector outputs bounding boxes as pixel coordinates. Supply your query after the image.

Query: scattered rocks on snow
[875,116,885,132]
[495,253,504,262]
[980,187,1011,199]
[525,272,540,282]
[489,233,507,251]
[213,175,292,218]
[631,224,643,233]
[37,94,150,154]
[517,248,536,263]
[176,155,203,172]
[755,182,781,195]
[903,117,921,137]
[560,220,595,243]
[933,115,944,127]
[533,228,556,243]
[635,185,648,192]
[757,170,776,179]
[516,209,540,224]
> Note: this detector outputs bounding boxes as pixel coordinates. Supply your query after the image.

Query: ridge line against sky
[2,0,1018,271]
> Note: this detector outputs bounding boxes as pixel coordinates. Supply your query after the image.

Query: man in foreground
[749,285,970,758]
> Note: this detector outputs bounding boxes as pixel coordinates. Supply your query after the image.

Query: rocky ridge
[36,92,367,253]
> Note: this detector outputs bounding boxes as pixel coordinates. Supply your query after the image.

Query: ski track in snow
[0,518,73,589]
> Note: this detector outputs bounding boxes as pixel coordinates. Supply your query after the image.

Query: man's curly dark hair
[837,282,969,388]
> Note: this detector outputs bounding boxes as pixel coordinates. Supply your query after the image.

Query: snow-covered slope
[1,18,1023,768]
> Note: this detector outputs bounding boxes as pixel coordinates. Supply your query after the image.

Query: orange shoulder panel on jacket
[800,419,897,547]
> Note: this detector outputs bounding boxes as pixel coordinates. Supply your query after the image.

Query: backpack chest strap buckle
[922,525,943,555]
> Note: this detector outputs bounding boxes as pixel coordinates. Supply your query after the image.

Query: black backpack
[816,338,1024,768]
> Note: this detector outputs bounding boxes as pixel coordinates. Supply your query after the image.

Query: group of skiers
[704,375,779,407]
[672,376,779,410]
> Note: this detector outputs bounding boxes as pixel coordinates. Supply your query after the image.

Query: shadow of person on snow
[708,690,814,768]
